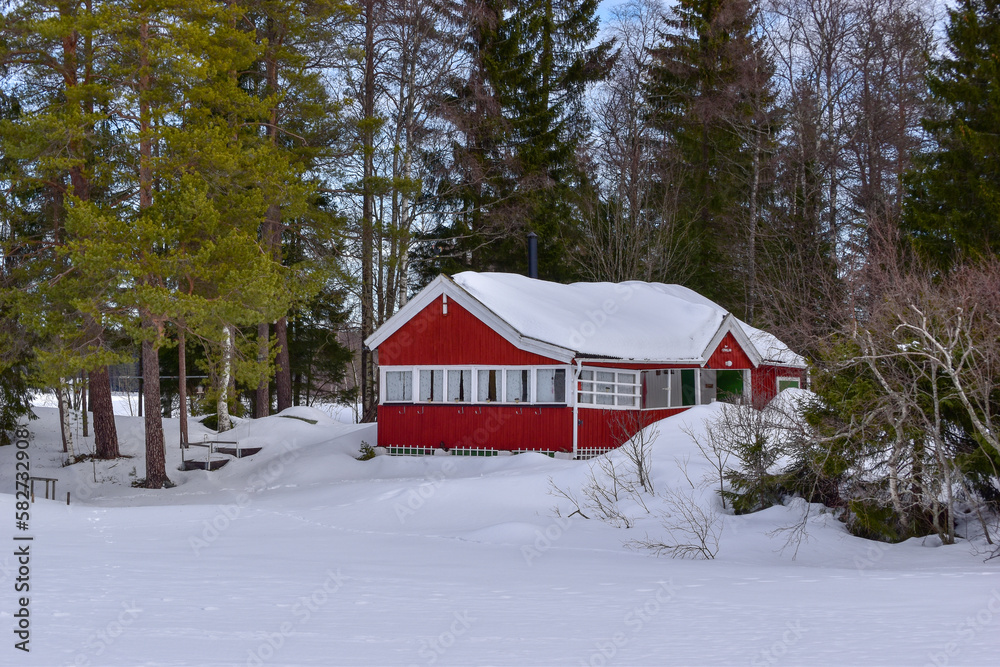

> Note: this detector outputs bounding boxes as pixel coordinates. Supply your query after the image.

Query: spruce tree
[0,91,37,445]
[423,0,610,281]
[645,0,778,315]
[904,0,1000,267]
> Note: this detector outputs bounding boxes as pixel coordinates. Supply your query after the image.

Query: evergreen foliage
[645,0,778,316]
[904,0,1000,267]
[420,0,611,283]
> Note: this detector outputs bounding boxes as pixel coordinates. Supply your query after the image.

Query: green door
[716,370,744,403]
[681,369,696,406]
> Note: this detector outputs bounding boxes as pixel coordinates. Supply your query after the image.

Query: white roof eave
[700,315,763,368]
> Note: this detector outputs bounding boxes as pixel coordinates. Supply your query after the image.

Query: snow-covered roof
[366,272,805,367]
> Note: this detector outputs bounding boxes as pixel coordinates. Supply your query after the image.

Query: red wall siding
[751,365,806,407]
[706,332,753,369]
[378,404,573,451]
[377,404,688,452]
[577,408,686,450]
[377,297,562,366]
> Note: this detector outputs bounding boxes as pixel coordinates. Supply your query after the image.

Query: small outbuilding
[365,272,806,458]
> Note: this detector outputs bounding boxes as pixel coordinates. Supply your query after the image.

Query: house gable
[701,315,762,368]
[706,331,754,369]
[367,275,575,364]
[376,295,565,366]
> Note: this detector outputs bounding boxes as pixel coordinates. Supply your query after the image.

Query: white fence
[380,445,612,460]
[574,447,615,460]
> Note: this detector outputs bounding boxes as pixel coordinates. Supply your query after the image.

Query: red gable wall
[706,332,753,369]
[376,296,563,366]
[752,365,806,407]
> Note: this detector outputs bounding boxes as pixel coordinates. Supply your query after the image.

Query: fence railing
[378,445,609,460]
[575,447,615,460]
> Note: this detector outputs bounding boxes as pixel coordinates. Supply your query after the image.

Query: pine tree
[903,0,1000,267]
[60,0,309,487]
[240,0,351,417]
[0,0,125,457]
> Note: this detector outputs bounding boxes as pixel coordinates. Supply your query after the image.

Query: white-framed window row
[381,366,570,406]
[577,369,640,409]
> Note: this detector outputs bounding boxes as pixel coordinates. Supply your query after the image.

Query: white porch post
[572,360,582,459]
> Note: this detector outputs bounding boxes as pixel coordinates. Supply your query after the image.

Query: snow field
[1,402,998,665]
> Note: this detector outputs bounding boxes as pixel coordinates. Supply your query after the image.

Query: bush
[356,441,376,461]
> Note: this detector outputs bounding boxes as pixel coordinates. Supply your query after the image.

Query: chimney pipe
[527,232,538,279]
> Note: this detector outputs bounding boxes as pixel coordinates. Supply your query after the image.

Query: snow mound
[274,404,342,425]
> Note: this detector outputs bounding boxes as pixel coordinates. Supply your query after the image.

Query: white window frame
[534,367,569,404]
[503,367,533,404]
[383,369,414,403]
[379,365,571,406]
[577,367,641,410]
[776,375,801,393]
[417,368,445,403]
[446,368,473,403]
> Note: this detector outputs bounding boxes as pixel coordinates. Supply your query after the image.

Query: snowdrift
[0,400,996,665]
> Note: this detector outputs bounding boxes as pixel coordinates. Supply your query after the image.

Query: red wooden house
[365,273,806,458]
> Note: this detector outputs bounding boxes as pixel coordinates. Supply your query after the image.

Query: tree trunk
[747,125,761,322]
[275,316,292,411]
[255,322,270,417]
[56,386,69,454]
[90,365,120,458]
[218,325,233,432]
[142,335,168,488]
[61,380,76,459]
[136,18,168,488]
[260,16,289,414]
[360,0,377,423]
[81,371,89,437]
[178,330,188,446]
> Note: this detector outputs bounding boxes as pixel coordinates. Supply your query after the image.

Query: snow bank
[0,403,995,666]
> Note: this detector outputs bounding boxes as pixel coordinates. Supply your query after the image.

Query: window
[536,369,566,403]
[385,370,412,402]
[448,369,471,402]
[477,369,501,402]
[578,370,594,404]
[777,377,800,392]
[419,369,443,402]
[384,366,570,406]
[506,369,530,403]
[578,369,640,408]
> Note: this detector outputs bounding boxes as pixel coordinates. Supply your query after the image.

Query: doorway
[716,370,744,403]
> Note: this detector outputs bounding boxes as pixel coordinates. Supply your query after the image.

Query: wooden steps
[180,438,261,472]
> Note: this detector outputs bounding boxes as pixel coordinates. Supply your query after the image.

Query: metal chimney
[527,232,538,279]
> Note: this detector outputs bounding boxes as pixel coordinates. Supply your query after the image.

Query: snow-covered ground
[1,401,998,666]
[29,391,362,424]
